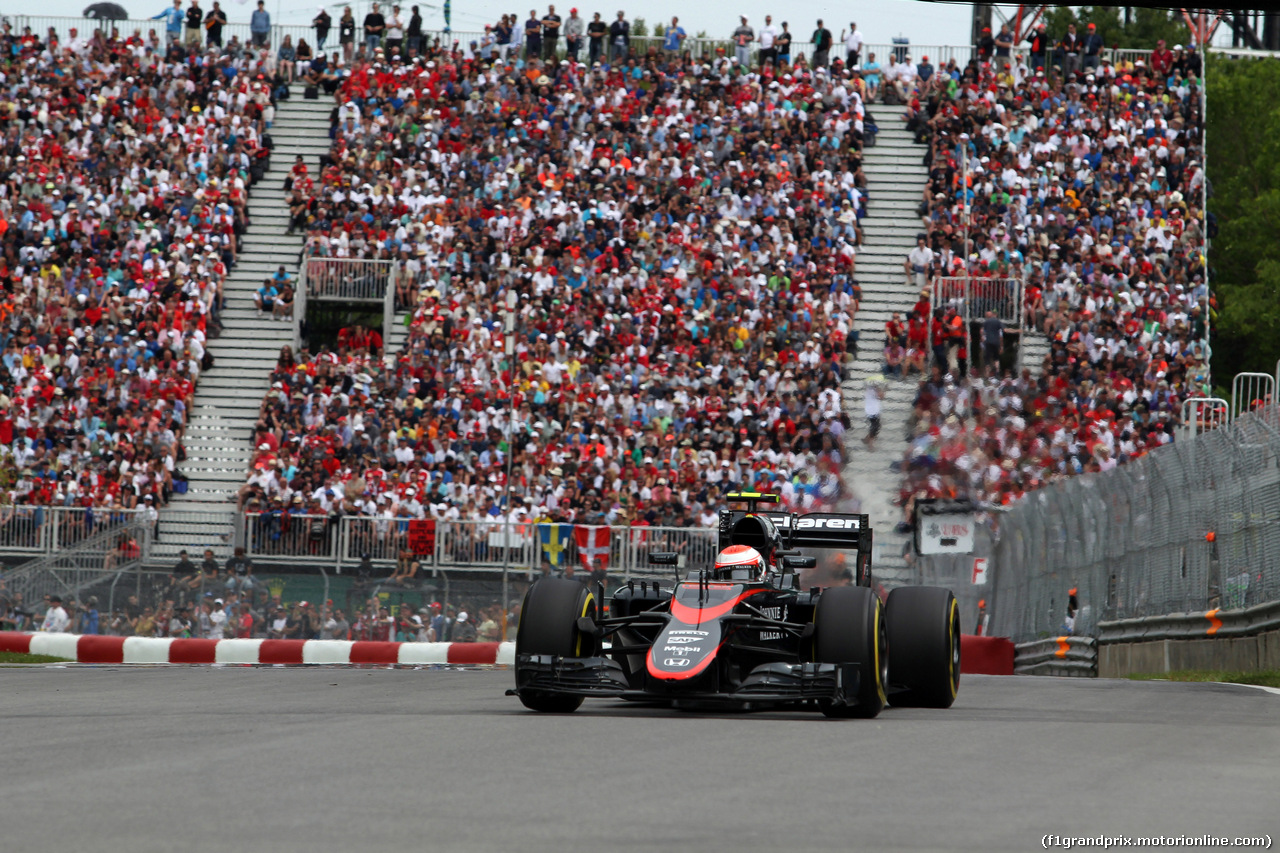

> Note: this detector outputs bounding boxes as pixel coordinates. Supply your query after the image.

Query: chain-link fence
[979,408,1280,642]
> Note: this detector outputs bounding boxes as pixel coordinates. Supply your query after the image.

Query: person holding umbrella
[312,6,331,51]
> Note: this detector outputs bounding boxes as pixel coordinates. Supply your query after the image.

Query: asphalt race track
[2,668,1276,852]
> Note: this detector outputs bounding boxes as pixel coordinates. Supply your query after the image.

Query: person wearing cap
[453,609,478,642]
[40,595,70,633]
[207,597,229,638]
[976,24,994,60]
[1081,21,1103,70]
[563,7,584,61]
[841,20,863,68]
[312,5,332,51]
[1149,38,1174,78]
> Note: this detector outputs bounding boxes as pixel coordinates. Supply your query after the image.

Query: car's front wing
[508,655,863,708]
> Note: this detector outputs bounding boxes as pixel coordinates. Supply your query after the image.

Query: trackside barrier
[1096,600,1280,644]
[959,634,1014,675]
[0,631,514,666]
[1095,602,1280,676]
[1013,636,1097,677]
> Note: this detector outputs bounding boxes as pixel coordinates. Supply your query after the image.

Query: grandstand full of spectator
[243,22,894,534]
[886,32,1208,521]
[0,23,286,510]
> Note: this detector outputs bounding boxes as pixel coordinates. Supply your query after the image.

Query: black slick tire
[514,578,596,713]
[812,586,887,718]
[885,586,960,708]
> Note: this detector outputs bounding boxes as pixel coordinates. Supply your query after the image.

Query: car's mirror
[783,556,816,569]
[648,552,679,566]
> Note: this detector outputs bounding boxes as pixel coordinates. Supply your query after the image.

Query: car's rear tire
[812,586,887,718]
[515,578,597,713]
[885,586,960,708]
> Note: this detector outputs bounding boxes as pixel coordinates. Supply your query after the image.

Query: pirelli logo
[796,517,861,530]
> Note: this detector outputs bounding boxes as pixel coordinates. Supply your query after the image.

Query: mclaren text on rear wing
[788,513,872,552]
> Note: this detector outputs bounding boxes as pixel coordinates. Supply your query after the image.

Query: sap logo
[666,636,707,645]
[663,658,692,668]
[797,517,860,530]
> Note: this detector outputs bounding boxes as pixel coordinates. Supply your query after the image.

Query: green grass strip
[1130,670,1280,689]
[0,651,74,664]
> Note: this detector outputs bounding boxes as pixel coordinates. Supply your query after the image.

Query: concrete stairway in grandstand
[839,121,930,587]
[1018,327,1051,375]
[166,87,333,519]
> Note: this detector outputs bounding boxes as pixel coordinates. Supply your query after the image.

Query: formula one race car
[509,493,960,717]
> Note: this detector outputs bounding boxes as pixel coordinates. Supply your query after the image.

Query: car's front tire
[514,578,597,713]
[812,586,887,718]
[885,586,960,708]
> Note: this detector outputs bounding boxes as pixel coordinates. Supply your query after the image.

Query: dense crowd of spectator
[0,568,505,642]
[887,32,1208,519]
[0,21,279,510]
[244,20,891,532]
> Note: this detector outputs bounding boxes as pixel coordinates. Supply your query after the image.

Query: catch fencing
[983,407,1280,643]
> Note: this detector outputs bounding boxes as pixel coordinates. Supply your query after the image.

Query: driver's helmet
[714,545,766,581]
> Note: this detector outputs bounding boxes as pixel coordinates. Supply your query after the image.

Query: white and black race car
[509,493,960,717]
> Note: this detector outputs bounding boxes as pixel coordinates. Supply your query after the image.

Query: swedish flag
[538,523,573,567]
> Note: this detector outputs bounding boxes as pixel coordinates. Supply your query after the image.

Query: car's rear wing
[719,494,873,585]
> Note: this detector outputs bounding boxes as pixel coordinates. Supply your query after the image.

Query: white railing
[0,16,1157,70]
[304,256,394,302]
[234,516,729,577]
[0,505,142,557]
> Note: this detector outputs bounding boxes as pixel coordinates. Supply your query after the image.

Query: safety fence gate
[929,276,1024,373]
[1181,397,1230,440]
[295,255,399,352]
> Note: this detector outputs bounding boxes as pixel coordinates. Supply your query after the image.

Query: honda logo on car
[663,658,692,667]
[797,517,859,529]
